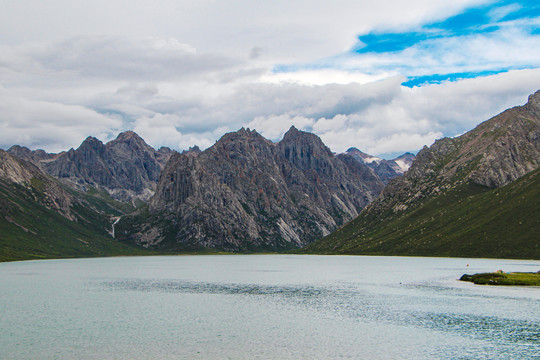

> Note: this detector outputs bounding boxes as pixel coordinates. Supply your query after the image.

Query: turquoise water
[0,255,539,359]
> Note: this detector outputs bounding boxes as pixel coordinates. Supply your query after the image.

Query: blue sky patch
[355,32,431,53]
[355,0,539,56]
[402,70,506,88]
[276,1,540,88]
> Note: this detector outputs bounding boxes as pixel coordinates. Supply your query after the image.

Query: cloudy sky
[1,0,539,158]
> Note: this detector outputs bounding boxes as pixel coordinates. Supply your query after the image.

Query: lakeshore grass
[460,272,540,286]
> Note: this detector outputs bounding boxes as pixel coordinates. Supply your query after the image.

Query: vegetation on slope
[302,169,540,259]
[0,179,150,262]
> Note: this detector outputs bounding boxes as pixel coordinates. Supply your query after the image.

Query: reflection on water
[103,277,540,349]
[104,279,329,297]
[1,255,539,360]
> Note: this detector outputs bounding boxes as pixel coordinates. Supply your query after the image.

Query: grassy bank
[460,272,540,286]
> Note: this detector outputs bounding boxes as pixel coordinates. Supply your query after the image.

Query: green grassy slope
[302,169,540,259]
[0,179,151,262]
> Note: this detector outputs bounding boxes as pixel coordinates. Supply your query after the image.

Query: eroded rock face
[128,127,384,252]
[39,131,174,201]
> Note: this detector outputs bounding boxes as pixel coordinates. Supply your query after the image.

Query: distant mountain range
[303,90,540,259]
[340,148,415,183]
[8,131,174,202]
[1,90,538,261]
[1,124,406,258]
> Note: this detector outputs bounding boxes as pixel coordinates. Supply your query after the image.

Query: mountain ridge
[2,90,539,260]
[303,90,540,259]
[8,132,175,202]
[0,149,147,262]
[117,126,385,252]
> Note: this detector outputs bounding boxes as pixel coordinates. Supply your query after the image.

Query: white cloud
[260,69,390,86]
[0,0,484,63]
[313,16,540,82]
[0,86,121,152]
[0,36,242,82]
[247,115,314,140]
[313,115,349,133]
[2,41,539,158]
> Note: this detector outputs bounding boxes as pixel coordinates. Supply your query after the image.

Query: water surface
[1,255,539,359]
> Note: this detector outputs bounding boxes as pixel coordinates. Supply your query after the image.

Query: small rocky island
[460,271,540,286]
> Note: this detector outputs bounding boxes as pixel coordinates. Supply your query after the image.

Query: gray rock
[125,127,385,251]
[40,131,175,201]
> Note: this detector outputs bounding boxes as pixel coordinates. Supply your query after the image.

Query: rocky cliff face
[341,148,415,183]
[121,127,384,251]
[38,131,174,201]
[304,90,540,257]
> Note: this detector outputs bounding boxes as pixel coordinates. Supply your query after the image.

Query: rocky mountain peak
[284,125,299,135]
[77,136,104,151]
[526,90,540,118]
[391,152,415,173]
[278,127,334,173]
[108,130,151,151]
[220,127,265,141]
[181,145,201,157]
[527,89,540,107]
[394,152,415,160]
[115,130,139,141]
[280,126,330,151]
[281,125,312,141]
[159,146,174,154]
[112,130,148,146]
[0,150,75,219]
[345,148,380,162]
[212,128,274,160]
[341,148,415,183]
[39,131,173,201]
[131,128,385,252]
[7,145,32,157]
[0,150,36,185]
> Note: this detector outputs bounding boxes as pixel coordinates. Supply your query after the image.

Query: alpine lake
[1,255,538,359]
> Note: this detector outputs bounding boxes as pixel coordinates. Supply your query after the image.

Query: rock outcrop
[121,127,385,251]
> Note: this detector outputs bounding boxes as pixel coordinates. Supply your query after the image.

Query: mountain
[393,152,416,172]
[303,90,540,259]
[0,150,148,262]
[6,145,62,174]
[341,148,415,183]
[15,131,175,202]
[116,127,385,252]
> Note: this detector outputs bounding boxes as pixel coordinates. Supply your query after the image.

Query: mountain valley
[1,91,539,261]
